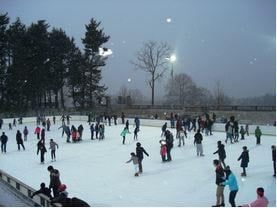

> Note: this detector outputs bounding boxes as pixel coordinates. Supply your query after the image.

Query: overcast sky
[1,0,276,99]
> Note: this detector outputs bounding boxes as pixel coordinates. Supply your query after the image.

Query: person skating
[159,140,167,162]
[240,126,245,140]
[194,129,204,156]
[120,127,130,144]
[0,118,3,129]
[23,126,28,141]
[213,141,226,168]
[95,123,99,139]
[13,118,16,126]
[233,121,239,142]
[64,126,71,143]
[41,128,46,144]
[31,182,53,199]
[47,165,62,198]
[78,124,84,140]
[225,121,234,144]
[245,124,249,136]
[16,130,25,151]
[66,115,71,125]
[161,122,167,137]
[255,126,262,145]
[272,145,276,177]
[90,123,94,140]
[165,130,174,161]
[34,126,41,140]
[37,139,47,164]
[176,119,182,138]
[240,187,269,207]
[125,120,129,132]
[113,114,117,125]
[221,166,239,207]
[49,139,59,161]
[134,126,139,140]
[238,146,249,176]
[53,116,56,125]
[178,127,185,147]
[212,159,225,207]
[126,152,140,176]
[99,124,105,140]
[0,132,8,153]
[136,142,149,173]
[134,117,140,131]
[121,112,125,124]
[46,118,51,131]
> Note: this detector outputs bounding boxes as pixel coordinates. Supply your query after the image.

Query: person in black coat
[136,142,149,173]
[272,145,276,177]
[165,130,174,161]
[161,122,167,137]
[213,141,226,168]
[78,124,84,140]
[31,182,52,199]
[16,130,25,151]
[37,139,47,164]
[0,132,8,153]
[238,146,249,176]
[48,166,62,198]
[212,159,225,207]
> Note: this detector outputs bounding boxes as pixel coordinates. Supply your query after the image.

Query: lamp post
[166,54,176,79]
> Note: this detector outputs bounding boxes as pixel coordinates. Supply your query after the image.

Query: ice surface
[0,120,276,206]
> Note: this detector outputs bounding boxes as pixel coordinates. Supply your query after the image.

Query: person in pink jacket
[240,187,269,207]
[34,126,41,140]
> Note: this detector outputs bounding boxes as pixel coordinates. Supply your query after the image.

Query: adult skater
[134,126,139,140]
[53,116,56,125]
[272,145,276,177]
[31,182,53,199]
[213,141,226,168]
[90,123,95,140]
[225,121,233,144]
[113,114,117,125]
[165,130,174,161]
[161,122,167,137]
[35,126,41,140]
[212,159,225,207]
[125,120,129,131]
[78,124,84,140]
[0,118,3,129]
[61,115,66,125]
[95,123,99,139]
[49,139,59,161]
[238,146,249,176]
[126,152,140,177]
[0,132,8,153]
[23,126,28,141]
[121,112,125,124]
[46,118,51,131]
[245,124,249,136]
[47,165,61,198]
[66,115,71,125]
[16,130,25,151]
[65,126,71,143]
[134,117,140,130]
[136,142,149,173]
[233,121,239,142]
[120,127,130,145]
[178,127,185,147]
[255,126,262,145]
[37,139,47,164]
[240,187,269,207]
[221,166,239,207]
[41,128,46,144]
[194,129,204,156]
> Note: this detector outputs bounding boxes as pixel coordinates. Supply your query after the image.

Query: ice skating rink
[0,120,276,206]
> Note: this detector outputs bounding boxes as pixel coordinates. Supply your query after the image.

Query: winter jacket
[49,169,61,188]
[23,128,28,135]
[136,146,149,160]
[35,127,41,134]
[0,135,8,143]
[126,155,139,165]
[16,132,23,144]
[214,144,226,160]
[238,150,249,168]
[37,141,47,154]
[255,128,262,137]
[194,133,203,144]
[176,120,182,131]
[272,149,276,162]
[31,187,52,199]
[241,196,269,207]
[223,172,238,191]
[215,165,225,185]
[71,131,77,140]
[240,128,245,135]
[162,123,167,131]
[165,133,174,148]
[49,141,58,151]
[78,125,84,133]
[160,145,167,156]
[120,129,129,137]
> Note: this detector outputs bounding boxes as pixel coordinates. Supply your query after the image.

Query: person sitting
[31,182,52,199]
[240,187,269,207]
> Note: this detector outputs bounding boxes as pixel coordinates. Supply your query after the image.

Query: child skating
[126,152,140,176]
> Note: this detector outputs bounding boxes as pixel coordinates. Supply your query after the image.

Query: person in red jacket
[34,126,41,140]
[159,140,167,162]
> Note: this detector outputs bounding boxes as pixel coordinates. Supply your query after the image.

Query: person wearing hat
[221,166,239,207]
[238,146,249,176]
[136,142,149,173]
[240,187,269,207]
[47,166,61,197]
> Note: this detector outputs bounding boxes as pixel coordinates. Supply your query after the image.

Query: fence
[0,169,61,207]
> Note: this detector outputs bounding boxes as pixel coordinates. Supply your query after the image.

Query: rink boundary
[3,116,276,136]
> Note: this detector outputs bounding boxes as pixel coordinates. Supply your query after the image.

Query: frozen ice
[0,120,275,206]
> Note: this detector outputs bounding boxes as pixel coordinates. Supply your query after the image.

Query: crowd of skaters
[0,112,275,206]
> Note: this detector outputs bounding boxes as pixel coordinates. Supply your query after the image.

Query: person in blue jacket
[221,166,239,207]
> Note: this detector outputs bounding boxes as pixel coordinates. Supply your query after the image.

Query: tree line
[0,13,110,112]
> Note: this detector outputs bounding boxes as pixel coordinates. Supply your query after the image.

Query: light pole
[166,54,176,79]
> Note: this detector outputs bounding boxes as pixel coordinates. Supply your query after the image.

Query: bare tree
[213,80,226,108]
[132,41,171,105]
[117,85,144,104]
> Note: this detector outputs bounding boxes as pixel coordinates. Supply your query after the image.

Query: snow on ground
[0,120,276,207]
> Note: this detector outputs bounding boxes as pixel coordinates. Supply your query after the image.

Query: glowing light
[169,54,176,62]
[166,18,172,23]
[127,78,132,82]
